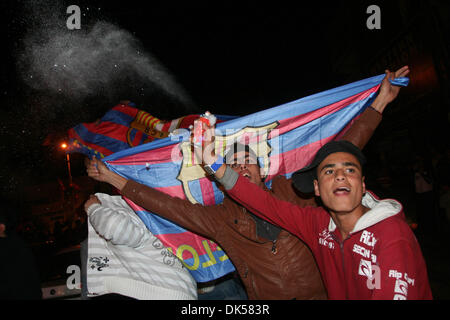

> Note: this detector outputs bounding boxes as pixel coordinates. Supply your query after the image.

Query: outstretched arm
[342,66,409,149]
[218,166,319,246]
[85,157,225,239]
[371,66,410,113]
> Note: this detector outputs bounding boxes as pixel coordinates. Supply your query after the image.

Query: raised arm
[85,157,225,239]
[342,66,409,149]
[217,165,320,247]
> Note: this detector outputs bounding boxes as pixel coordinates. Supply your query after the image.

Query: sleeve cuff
[368,105,383,116]
[86,203,102,216]
[216,166,239,190]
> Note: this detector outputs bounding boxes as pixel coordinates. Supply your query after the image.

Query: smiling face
[313,152,366,216]
[229,150,265,188]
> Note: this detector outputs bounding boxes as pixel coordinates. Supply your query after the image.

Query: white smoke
[17,1,195,111]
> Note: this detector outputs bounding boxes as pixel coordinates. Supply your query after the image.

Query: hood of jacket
[327,191,403,234]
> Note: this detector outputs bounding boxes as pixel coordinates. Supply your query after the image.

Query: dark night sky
[1,1,342,113]
[0,0,448,199]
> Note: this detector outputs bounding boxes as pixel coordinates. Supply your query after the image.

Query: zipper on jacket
[332,233,350,299]
[339,241,348,299]
[271,240,277,254]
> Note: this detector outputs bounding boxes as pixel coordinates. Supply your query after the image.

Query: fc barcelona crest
[126,110,167,147]
[177,121,279,204]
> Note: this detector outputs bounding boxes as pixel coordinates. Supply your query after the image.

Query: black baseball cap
[292,140,366,194]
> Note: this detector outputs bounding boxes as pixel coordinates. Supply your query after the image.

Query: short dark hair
[224,142,258,166]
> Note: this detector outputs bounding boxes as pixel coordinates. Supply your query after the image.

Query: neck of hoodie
[329,204,370,240]
[327,192,403,239]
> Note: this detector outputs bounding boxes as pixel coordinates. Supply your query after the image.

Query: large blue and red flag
[67,101,235,159]
[72,74,408,282]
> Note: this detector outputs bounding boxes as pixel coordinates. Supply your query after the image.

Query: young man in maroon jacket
[207,139,432,299]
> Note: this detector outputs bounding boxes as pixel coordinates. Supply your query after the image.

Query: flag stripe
[100,109,136,127]
[108,144,180,166]
[68,128,116,156]
[73,123,130,153]
[268,100,369,157]
[268,86,379,141]
[199,178,215,206]
[111,105,140,118]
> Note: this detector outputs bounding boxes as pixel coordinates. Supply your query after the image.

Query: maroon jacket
[226,177,433,300]
[120,108,382,299]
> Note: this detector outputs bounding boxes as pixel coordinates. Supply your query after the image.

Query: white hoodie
[86,193,197,300]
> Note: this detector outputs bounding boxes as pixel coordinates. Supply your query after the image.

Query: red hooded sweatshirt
[226,175,432,300]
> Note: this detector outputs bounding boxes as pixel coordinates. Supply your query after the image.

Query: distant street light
[60,142,73,186]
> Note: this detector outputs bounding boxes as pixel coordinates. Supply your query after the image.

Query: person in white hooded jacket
[84,193,197,300]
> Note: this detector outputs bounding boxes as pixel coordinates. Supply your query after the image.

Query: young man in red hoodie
[205,137,433,300]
